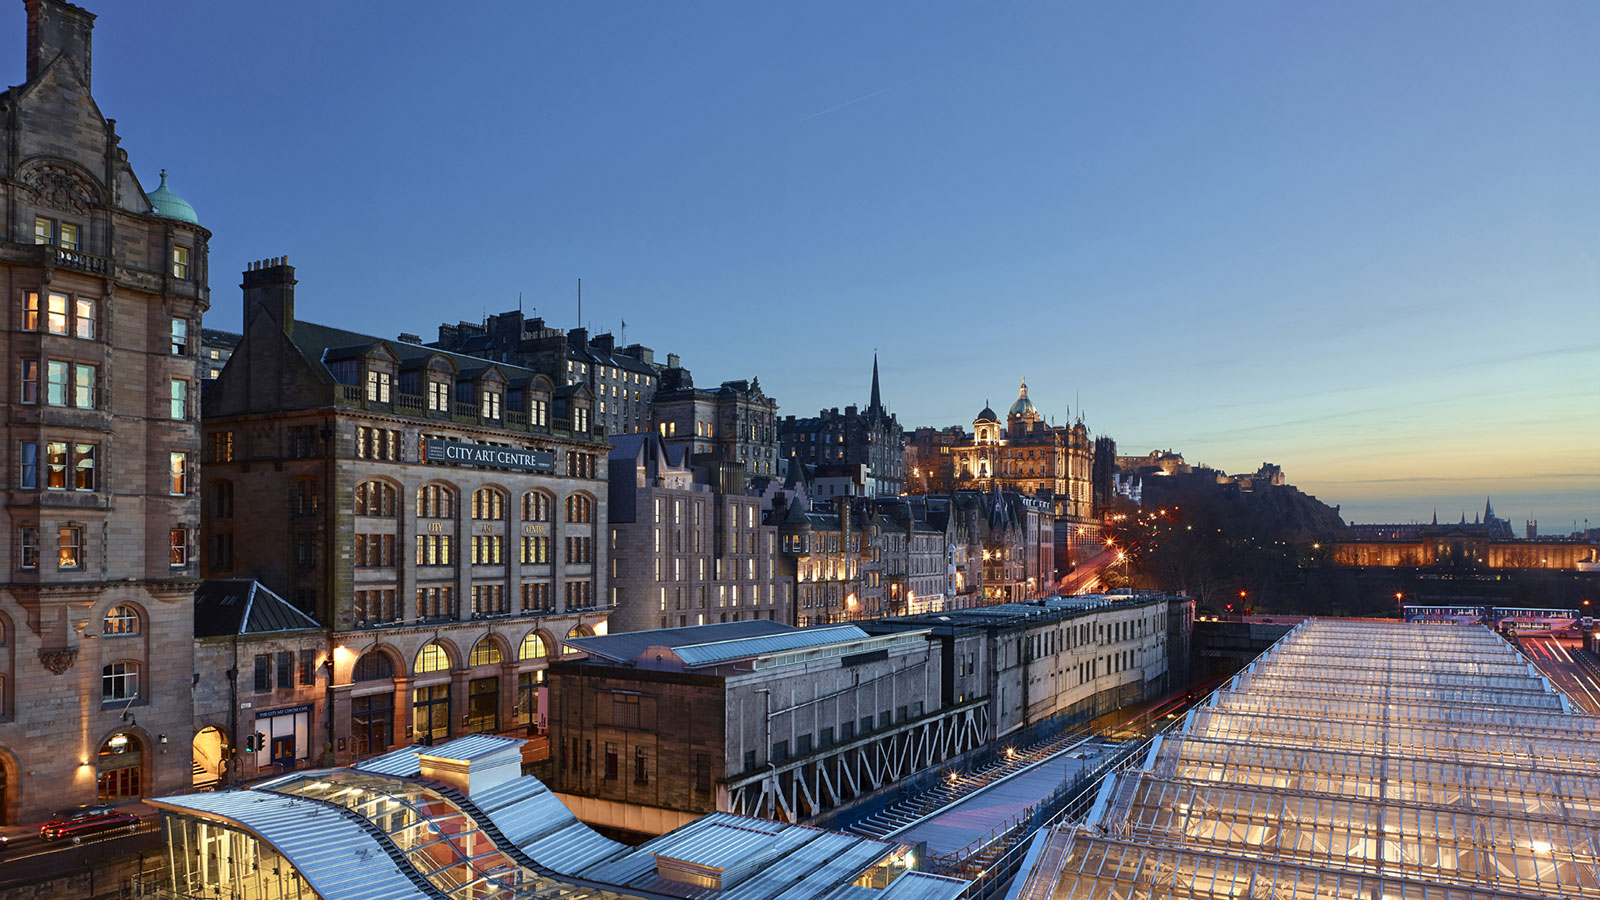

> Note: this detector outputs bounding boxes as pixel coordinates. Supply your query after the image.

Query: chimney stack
[242,257,297,338]
[26,0,95,89]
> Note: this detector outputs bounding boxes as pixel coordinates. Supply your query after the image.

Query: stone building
[0,0,209,821]
[606,433,793,632]
[779,356,906,497]
[549,621,984,833]
[651,366,780,479]
[199,327,239,384]
[903,425,966,496]
[202,258,611,766]
[431,312,663,439]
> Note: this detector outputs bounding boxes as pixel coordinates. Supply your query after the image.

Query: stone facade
[651,368,780,479]
[201,259,611,766]
[0,0,209,822]
[779,356,906,497]
[606,433,793,633]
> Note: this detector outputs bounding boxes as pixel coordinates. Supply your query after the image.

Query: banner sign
[426,439,554,472]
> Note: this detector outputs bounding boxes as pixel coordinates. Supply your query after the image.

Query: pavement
[1518,636,1600,715]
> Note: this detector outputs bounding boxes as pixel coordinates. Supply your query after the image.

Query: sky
[21,2,1597,528]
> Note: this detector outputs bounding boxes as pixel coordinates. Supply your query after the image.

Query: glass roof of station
[1007,619,1600,900]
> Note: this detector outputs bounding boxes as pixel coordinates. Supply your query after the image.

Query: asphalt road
[1518,636,1600,715]
[0,823,159,885]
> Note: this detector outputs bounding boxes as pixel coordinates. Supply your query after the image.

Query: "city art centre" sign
[425,439,555,473]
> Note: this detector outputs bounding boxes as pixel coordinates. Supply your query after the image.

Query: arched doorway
[97,732,144,802]
[192,727,229,789]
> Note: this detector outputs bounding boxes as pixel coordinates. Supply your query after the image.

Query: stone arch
[96,597,149,636]
[350,643,404,683]
[413,637,460,676]
[467,632,511,668]
[517,628,554,662]
[0,744,18,825]
[470,484,510,521]
[353,476,402,517]
[16,156,105,215]
[191,723,231,788]
[91,723,152,803]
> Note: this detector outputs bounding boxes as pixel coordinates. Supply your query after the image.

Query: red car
[39,805,141,843]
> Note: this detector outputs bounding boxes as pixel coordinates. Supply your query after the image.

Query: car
[39,805,141,844]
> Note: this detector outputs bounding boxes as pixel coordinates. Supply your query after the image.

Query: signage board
[425,439,554,473]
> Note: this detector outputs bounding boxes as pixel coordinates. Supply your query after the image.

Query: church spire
[868,352,883,415]
[1484,497,1495,522]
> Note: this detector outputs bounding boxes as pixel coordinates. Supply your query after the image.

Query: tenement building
[606,432,793,631]
[0,0,210,820]
[550,621,986,834]
[202,258,611,766]
[779,355,906,496]
[652,366,781,478]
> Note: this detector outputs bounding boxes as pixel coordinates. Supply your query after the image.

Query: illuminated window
[471,488,504,520]
[518,632,548,660]
[415,641,451,674]
[58,525,82,569]
[101,662,139,703]
[104,605,140,635]
[469,637,503,667]
[170,379,188,419]
[171,245,190,279]
[170,528,187,567]
[171,317,188,355]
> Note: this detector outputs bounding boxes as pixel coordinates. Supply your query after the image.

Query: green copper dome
[146,170,199,225]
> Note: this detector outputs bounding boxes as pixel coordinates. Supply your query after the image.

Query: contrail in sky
[799,76,923,122]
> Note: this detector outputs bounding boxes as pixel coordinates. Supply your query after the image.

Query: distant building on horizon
[778,355,905,497]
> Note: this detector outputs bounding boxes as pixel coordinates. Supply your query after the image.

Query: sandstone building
[203,259,612,767]
[0,0,209,821]
[779,356,906,497]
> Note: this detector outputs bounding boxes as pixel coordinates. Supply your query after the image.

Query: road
[1059,548,1118,595]
[0,823,159,884]
[1518,636,1600,715]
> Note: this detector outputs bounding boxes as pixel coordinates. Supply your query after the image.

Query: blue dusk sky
[18,2,1597,527]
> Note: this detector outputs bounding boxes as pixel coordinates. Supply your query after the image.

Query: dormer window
[366,369,391,403]
[530,397,549,427]
[428,379,450,412]
[573,405,590,432]
[481,388,502,420]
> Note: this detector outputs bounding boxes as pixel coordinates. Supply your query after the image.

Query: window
[33,216,51,245]
[417,484,454,518]
[104,605,140,635]
[40,294,68,340]
[772,740,789,762]
[694,754,711,794]
[293,534,317,571]
[521,581,552,613]
[530,398,549,427]
[170,378,187,419]
[415,641,451,674]
[46,361,67,406]
[416,585,455,619]
[291,478,318,515]
[471,584,507,616]
[480,389,501,419]
[288,426,316,459]
[19,441,38,489]
[471,534,504,565]
[103,662,139,703]
[516,671,537,728]
[19,526,38,570]
[277,651,293,690]
[352,650,394,682]
[58,525,82,569]
[20,359,38,403]
[354,533,396,567]
[565,580,593,609]
[75,296,94,339]
[522,491,552,522]
[471,489,504,520]
[211,431,234,463]
[253,654,271,692]
[573,405,589,432]
[356,427,399,460]
[22,292,39,331]
[354,589,396,624]
[467,677,499,733]
[428,379,450,412]
[518,631,548,660]
[566,494,593,524]
[414,684,451,744]
[355,481,397,516]
[299,649,317,686]
[366,369,391,403]
[73,364,95,408]
[416,534,455,566]
[604,742,619,780]
[58,222,79,250]
[170,528,187,567]
[212,533,234,570]
[634,747,649,785]
[170,452,188,495]
[565,536,593,565]
[469,637,503,667]
[171,246,190,279]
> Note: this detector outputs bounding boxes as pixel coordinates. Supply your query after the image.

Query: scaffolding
[1005,619,1600,900]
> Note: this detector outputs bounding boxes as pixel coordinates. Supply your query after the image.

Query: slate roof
[562,620,795,663]
[195,579,322,638]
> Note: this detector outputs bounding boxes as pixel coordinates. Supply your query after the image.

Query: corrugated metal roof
[418,733,524,763]
[468,776,627,872]
[564,620,795,662]
[672,626,874,668]
[148,791,430,900]
[877,873,969,900]
[351,744,423,776]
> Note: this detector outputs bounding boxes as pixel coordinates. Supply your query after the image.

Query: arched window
[566,494,593,524]
[472,488,504,521]
[102,662,139,702]
[98,732,143,802]
[352,650,394,682]
[469,637,503,667]
[416,641,451,674]
[418,484,455,518]
[355,481,397,516]
[566,625,591,640]
[518,632,548,661]
[104,605,140,635]
[522,491,553,522]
